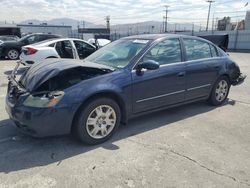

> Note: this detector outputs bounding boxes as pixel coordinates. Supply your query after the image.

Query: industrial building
[0,23,72,37]
[217,17,231,31]
[17,23,72,37]
[0,24,21,37]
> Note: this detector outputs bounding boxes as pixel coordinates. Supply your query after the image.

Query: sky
[0,0,249,26]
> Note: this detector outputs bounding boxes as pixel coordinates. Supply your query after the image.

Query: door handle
[177,72,186,77]
[213,66,220,70]
[206,65,220,70]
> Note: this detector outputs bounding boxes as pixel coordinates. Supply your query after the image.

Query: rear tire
[7,49,19,60]
[72,98,121,145]
[208,76,230,106]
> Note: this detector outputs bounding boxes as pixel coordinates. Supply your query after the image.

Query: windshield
[97,39,110,46]
[18,35,30,42]
[85,39,150,69]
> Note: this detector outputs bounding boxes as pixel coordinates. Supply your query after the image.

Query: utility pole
[136,23,139,35]
[192,23,194,36]
[114,29,117,40]
[162,16,165,33]
[77,21,80,39]
[206,0,215,31]
[212,13,215,33]
[105,15,110,30]
[164,5,169,32]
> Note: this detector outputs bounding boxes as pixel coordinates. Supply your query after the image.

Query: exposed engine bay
[34,67,111,92]
[7,60,113,107]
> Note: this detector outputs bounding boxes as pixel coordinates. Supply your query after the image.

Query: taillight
[25,47,38,55]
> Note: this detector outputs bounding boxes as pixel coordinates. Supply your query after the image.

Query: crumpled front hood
[20,59,113,92]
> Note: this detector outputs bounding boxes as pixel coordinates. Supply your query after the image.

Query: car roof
[123,34,216,45]
[29,38,94,48]
[123,33,206,40]
[123,34,183,40]
[27,33,60,36]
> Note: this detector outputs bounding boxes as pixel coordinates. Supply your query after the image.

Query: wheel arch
[5,47,20,55]
[71,91,127,132]
[219,73,231,83]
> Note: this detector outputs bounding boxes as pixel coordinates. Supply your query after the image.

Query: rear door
[182,38,222,100]
[55,40,75,59]
[132,38,186,113]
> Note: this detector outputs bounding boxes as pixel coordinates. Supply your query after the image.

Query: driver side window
[143,38,182,65]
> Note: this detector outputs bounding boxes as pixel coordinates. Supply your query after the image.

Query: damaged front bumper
[231,73,247,86]
[5,61,74,137]
[5,98,74,137]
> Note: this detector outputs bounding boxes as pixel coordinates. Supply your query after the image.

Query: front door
[132,38,186,113]
[73,40,96,59]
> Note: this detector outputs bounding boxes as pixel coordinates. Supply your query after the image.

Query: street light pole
[206,0,215,31]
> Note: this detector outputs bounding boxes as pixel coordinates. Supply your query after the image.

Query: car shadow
[0,99,236,173]
[4,67,28,76]
[0,58,18,61]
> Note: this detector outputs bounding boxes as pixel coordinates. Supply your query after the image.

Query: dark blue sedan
[6,34,246,144]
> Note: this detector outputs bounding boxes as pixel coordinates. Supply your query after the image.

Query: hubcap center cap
[97,116,107,125]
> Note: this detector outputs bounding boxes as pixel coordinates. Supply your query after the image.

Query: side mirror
[136,60,160,71]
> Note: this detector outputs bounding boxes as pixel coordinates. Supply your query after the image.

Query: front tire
[209,76,231,106]
[7,49,19,60]
[73,98,121,145]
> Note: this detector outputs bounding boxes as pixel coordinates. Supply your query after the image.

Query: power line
[87,0,248,27]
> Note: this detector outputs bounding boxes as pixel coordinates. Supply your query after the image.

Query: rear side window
[38,35,47,41]
[48,43,55,47]
[47,35,59,39]
[143,38,182,65]
[183,39,212,61]
[210,44,218,57]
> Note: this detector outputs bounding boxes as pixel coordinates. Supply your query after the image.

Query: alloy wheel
[86,105,116,139]
[215,80,228,102]
[8,50,19,60]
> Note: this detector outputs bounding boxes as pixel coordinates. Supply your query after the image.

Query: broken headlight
[23,91,64,108]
